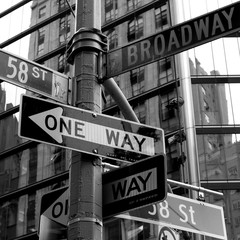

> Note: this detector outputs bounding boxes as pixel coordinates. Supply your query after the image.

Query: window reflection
[0,113,20,151]
[198,134,240,181]
[105,0,118,23]
[106,28,118,50]
[0,2,32,44]
[0,183,68,239]
[189,38,240,76]
[155,5,168,31]
[158,57,174,85]
[192,83,240,125]
[0,83,25,112]
[104,218,153,240]
[128,15,143,42]
[59,14,71,45]
[133,102,146,124]
[38,6,46,19]
[205,189,240,240]
[127,0,142,12]
[0,144,69,195]
[37,27,45,55]
[103,91,180,133]
[130,67,144,96]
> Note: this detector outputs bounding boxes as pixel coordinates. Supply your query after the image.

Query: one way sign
[19,94,165,162]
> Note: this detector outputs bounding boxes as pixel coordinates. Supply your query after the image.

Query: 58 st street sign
[0,49,69,103]
[117,193,227,240]
[107,1,240,77]
[19,95,165,162]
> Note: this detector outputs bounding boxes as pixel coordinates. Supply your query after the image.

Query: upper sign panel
[107,1,240,77]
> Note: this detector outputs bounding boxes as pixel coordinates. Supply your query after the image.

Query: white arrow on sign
[29,107,155,155]
[30,107,63,143]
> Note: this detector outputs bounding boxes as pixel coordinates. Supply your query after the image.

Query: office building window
[59,14,71,45]
[105,0,118,22]
[155,5,168,30]
[107,29,118,50]
[37,28,45,55]
[127,0,142,11]
[130,67,144,96]
[233,200,240,210]
[128,15,143,42]
[161,93,176,121]
[58,54,65,72]
[204,113,210,124]
[58,54,69,74]
[134,102,146,124]
[158,57,173,85]
[38,6,46,18]
[201,85,206,95]
[197,133,240,181]
[58,0,67,11]
[27,194,36,232]
[203,100,209,111]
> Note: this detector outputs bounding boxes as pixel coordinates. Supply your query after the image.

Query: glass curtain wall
[0,1,73,239]
[181,0,240,239]
[1,0,240,239]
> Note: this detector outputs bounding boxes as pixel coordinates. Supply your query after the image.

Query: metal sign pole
[67,0,107,239]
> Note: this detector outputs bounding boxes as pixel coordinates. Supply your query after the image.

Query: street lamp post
[67,1,107,239]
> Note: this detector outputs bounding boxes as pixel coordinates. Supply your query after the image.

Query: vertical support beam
[67,1,107,239]
[170,1,202,239]
[170,0,201,199]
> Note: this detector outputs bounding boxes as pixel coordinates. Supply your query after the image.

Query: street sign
[19,94,165,162]
[103,154,167,219]
[0,49,69,103]
[116,193,227,240]
[107,1,240,77]
[40,187,69,225]
[38,187,68,240]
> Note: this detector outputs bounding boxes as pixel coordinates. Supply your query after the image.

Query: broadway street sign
[0,49,69,103]
[116,193,227,240]
[19,94,165,162]
[107,1,240,77]
[103,154,167,218]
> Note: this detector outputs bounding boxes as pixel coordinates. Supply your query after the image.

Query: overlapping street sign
[40,187,69,226]
[103,154,167,219]
[38,187,68,240]
[116,193,227,240]
[107,1,240,77]
[0,49,69,103]
[19,94,165,162]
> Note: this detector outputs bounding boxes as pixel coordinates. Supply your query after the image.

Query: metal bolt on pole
[67,1,107,239]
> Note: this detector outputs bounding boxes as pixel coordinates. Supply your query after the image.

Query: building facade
[0,0,240,239]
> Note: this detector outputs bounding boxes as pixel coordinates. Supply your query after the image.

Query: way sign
[107,1,240,77]
[116,193,227,240]
[0,49,69,103]
[19,94,165,162]
[103,154,167,219]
